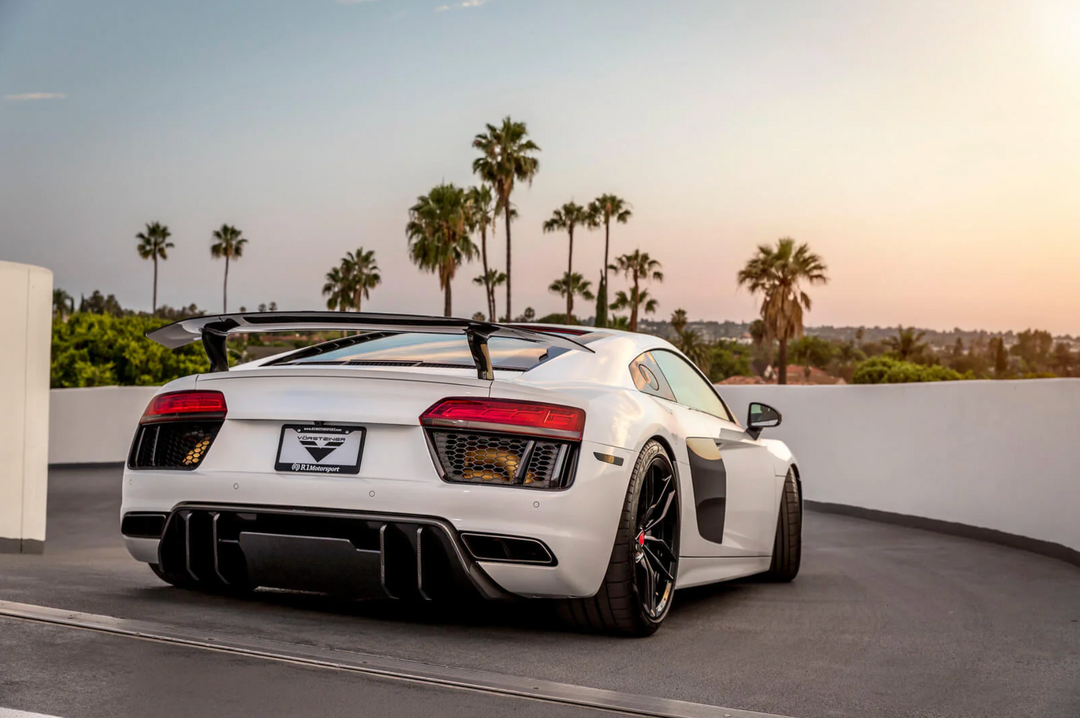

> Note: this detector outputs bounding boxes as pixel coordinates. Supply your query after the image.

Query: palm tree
[611,287,659,331]
[676,329,710,372]
[736,237,828,385]
[136,222,173,315]
[473,269,506,321]
[467,185,498,321]
[406,183,478,316]
[548,272,595,323]
[343,247,380,312]
[610,250,663,332]
[671,308,689,336]
[542,202,592,322]
[52,288,75,319]
[587,194,632,326]
[210,224,249,313]
[322,265,351,311]
[884,326,928,362]
[472,116,541,322]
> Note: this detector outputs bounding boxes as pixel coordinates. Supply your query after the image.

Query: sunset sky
[2,0,1079,333]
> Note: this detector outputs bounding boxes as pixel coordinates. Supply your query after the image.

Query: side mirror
[746,402,781,439]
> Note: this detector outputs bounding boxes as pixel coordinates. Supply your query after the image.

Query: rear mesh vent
[129,421,223,470]
[428,430,575,489]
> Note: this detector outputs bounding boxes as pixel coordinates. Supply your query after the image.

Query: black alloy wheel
[633,455,679,620]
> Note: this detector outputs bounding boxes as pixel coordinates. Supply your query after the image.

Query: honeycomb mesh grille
[429,431,574,489]
[130,421,223,470]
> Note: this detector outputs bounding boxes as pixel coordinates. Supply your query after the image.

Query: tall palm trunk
[566,226,574,322]
[504,204,512,322]
[777,338,789,385]
[630,274,640,332]
[603,220,610,293]
[223,255,230,313]
[443,261,453,317]
[152,255,158,315]
[480,224,492,321]
[355,287,362,313]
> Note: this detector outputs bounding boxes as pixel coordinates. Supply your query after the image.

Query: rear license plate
[275,425,365,475]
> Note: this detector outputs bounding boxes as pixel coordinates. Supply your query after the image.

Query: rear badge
[276,425,365,475]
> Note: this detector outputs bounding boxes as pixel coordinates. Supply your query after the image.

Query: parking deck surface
[0,467,1077,718]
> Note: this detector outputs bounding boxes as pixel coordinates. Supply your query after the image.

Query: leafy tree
[736,237,828,384]
[51,313,209,388]
[587,194,632,327]
[884,326,928,362]
[1012,329,1053,372]
[542,201,593,322]
[610,250,663,332]
[472,117,540,322]
[135,222,173,315]
[467,184,499,320]
[706,342,752,383]
[1053,342,1074,377]
[79,290,124,317]
[155,304,204,321]
[548,272,594,323]
[210,224,249,313]
[789,335,838,369]
[406,183,477,316]
[473,269,506,321]
[852,356,968,384]
[594,271,608,329]
[676,329,711,372]
[53,288,75,319]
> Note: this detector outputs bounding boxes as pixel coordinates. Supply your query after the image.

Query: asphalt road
[1,467,1078,718]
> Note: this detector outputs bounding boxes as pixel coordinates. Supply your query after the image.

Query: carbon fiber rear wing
[146,311,594,380]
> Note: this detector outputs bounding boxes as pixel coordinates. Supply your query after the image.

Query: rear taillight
[420,398,585,441]
[140,390,227,425]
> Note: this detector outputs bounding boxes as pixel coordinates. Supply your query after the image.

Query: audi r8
[120,312,802,636]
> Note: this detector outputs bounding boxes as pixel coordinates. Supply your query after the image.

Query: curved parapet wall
[45,378,1080,564]
[720,381,1080,564]
[0,261,53,553]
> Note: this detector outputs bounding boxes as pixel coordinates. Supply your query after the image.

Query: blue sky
[2,0,1079,331]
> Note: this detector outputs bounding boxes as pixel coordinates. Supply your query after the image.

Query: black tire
[558,440,679,637]
[764,469,801,582]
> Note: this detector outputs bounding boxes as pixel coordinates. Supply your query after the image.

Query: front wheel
[558,440,680,636]
[763,468,801,582]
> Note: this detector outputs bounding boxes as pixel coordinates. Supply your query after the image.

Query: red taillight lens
[420,398,586,441]
[141,390,228,424]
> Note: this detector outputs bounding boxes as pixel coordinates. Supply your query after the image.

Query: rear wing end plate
[146,311,593,380]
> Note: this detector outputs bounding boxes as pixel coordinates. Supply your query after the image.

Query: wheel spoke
[644,490,675,531]
[642,472,674,526]
[642,545,673,581]
[644,535,676,566]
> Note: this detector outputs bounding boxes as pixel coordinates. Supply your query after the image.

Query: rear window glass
[272,332,556,371]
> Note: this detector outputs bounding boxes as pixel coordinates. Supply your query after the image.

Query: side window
[651,350,733,422]
[629,352,676,402]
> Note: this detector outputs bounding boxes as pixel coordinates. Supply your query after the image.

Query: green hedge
[51,314,209,388]
[852,356,970,384]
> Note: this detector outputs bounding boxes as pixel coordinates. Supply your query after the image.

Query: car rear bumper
[120,440,635,598]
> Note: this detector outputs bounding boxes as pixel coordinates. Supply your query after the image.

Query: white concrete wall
[45,379,1080,556]
[48,386,157,465]
[0,261,53,551]
[719,381,1080,555]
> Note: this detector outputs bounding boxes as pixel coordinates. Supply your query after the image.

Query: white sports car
[121,313,801,636]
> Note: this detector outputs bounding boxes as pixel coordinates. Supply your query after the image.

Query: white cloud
[4,93,66,102]
[435,0,490,11]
